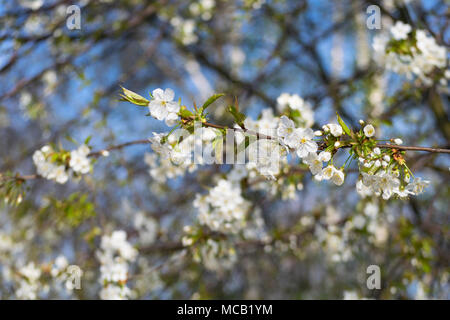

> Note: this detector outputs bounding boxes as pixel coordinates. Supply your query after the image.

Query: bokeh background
[0,0,449,299]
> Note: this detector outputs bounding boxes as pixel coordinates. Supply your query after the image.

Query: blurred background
[0,0,449,299]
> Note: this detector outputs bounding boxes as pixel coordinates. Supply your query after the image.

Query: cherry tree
[0,0,449,300]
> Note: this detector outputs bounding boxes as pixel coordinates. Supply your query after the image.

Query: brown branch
[88,139,150,158]
[3,118,450,184]
[375,144,450,154]
[0,174,38,184]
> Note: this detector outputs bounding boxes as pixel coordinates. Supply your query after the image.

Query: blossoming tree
[0,0,449,300]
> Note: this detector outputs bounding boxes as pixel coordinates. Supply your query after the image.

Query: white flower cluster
[15,262,41,300]
[4,249,76,299]
[313,204,386,264]
[69,144,91,174]
[351,202,389,246]
[236,109,287,179]
[304,152,344,186]
[241,108,279,134]
[33,144,91,184]
[277,117,345,186]
[144,89,317,181]
[137,87,429,200]
[373,21,448,85]
[277,116,317,156]
[50,255,77,291]
[247,139,288,179]
[33,146,69,184]
[133,211,158,246]
[183,198,269,272]
[170,17,198,45]
[276,93,314,128]
[193,239,237,271]
[97,230,137,300]
[315,209,352,263]
[194,179,250,234]
[189,0,215,21]
[144,152,194,183]
[146,126,220,182]
[355,137,429,199]
[358,171,429,200]
[228,112,301,196]
[360,146,389,170]
[351,126,429,199]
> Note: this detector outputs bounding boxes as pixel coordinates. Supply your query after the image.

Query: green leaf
[119,86,149,106]
[200,93,225,114]
[84,136,92,145]
[228,105,246,128]
[336,113,352,136]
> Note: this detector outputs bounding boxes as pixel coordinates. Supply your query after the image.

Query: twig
[375,144,450,154]
[3,119,450,183]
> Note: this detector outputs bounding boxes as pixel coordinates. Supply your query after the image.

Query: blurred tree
[0,0,448,299]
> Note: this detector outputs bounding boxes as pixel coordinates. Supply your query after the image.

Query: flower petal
[164,88,175,101]
[152,88,165,100]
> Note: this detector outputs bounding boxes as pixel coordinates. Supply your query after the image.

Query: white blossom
[295,128,317,158]
[364,124,375,137]
[69,145,91,174]
[303,151,331,176]
[148,88,180,122]
[99,285,132,300]
[16,262,41,300]
[373,25,447,85]
[50,165,69,184]
[323,123,343,137]
[276,93,314,127]
[390,21,411,40]
[149,132,172,159]
[170,17,198,45]
[331,168,345,186]
[406,177,430,195]
[277,116,300,148]
[195,179,250,233]
[97,230,137,300]
[51,256,69,277]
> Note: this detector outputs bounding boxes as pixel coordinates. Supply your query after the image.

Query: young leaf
[200,93,225,114]
[84,136,92,145]
[228,105,246,128]
[119,86,149,106]
[336,113,352,136]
